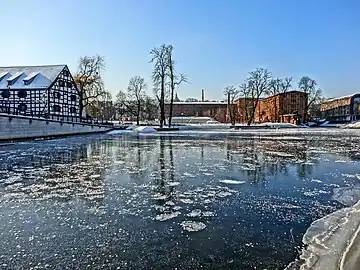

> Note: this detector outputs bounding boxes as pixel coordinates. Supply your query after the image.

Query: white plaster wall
[0,115,112,140]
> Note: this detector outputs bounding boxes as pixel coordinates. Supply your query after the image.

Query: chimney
[201,89,204,102]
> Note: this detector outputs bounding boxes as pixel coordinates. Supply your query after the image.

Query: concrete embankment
[0,114,113,141]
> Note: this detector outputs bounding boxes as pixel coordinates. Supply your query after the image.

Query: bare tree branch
[73,55,110,119]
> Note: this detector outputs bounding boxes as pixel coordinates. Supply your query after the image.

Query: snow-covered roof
[0,65,66,90]
[324,94,359,103]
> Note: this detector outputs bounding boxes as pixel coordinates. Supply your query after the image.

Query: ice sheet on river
[287,199,360,270]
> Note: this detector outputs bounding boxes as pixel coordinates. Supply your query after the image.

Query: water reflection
[0,131,360,269]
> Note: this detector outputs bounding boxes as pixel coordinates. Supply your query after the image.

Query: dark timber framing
[0,65,82,122]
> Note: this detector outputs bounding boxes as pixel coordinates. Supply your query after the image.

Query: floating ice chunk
[219,180,246,185]
[186,209,202,217]
[332,187,360,206]
[217,191,232,198]
[135,126,158,134]
[89,174,101,179]
[180,199,194,204]
[202,211,215,217]
[153,193,168,200]
[168,182,180,187]
[165,201,175,206]
[311,179,322,183]
[180,221,206,232]
[173,206,182,211]
[155,211,181,221]
[203,172,214,176]
[266,151,294,158]
[183,172,195,178]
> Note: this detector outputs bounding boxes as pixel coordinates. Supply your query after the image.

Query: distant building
[0,65,81,121]
[320,94,360,121]
[165,89,229,122]
[165,101,229,123]
[255,91,307,123]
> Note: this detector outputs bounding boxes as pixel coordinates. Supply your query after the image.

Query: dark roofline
[260,90,306,101]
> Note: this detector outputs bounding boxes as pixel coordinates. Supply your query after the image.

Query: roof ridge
[0,64,67,68]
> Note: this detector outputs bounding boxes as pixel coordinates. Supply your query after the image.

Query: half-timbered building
[0,65,82,122]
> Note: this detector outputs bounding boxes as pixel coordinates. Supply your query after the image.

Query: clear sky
[1,0,359,100]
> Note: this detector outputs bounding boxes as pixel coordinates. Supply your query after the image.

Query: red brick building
[255,91,307,123]
[165,101,229,123]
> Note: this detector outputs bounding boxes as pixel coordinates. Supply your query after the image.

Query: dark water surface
[1,129,360,269]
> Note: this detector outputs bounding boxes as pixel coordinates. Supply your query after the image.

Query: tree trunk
[159,76,165,128]
[168,55,174,128]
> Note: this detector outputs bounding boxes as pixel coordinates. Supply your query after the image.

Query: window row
[58,80,73,88]
[16,103,77,114]
[53,105,77,113]
[1,89,78,102]
[1,89,27,99]
[53,91,77,101]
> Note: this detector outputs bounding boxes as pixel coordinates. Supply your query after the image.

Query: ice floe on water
[180,221,207,232]
[186,209,202,217]
[155,211,181,221]
[219,179,246,185]
[332,187,360,206]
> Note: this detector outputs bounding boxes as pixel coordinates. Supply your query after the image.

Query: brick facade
[255,91,307,123]
[165,102,229,123]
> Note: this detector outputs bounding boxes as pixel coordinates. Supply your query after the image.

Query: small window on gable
[59,80,65,87]
[63,70,69,77]
[67,82,72,88]
[70,94,77,102]
[53,105,61,112]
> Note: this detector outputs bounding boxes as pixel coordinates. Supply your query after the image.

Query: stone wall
[0,114,112,141]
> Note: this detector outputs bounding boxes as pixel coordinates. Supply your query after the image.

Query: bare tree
[246,68,272,125]
[73,55,110,119]
[143,96,159,122]
[238,82,252,123]
[268,77,293,96]
[267,77,293,122]
[223,86,239,125]
[298,76,323,123]
[115,76,147,125]
[167,45,187,127]
[150,44,171,128]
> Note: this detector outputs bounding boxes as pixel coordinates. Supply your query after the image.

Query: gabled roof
[0,65,66,90]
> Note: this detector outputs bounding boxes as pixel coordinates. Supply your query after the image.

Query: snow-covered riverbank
[287,197,360,270]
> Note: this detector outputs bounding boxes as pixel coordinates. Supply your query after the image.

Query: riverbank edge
[0,113,113,142]
[285,199,360,270]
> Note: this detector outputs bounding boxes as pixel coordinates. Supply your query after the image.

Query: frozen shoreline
[286,199,360,270]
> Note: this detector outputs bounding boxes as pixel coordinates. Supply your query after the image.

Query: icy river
[1,129,360,269]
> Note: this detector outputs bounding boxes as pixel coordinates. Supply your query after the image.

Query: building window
[53,91,61,99]
[53,105,61,112]
[18,89,27,98]
[63,70,69,77]
[70,107,76,113]
[1,89,10,98]
[58,80,65,87]
[67,82,73,88]
[70,94,77,101]
[18,103,27,112]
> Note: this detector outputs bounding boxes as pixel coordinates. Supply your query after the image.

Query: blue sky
[1,0,359,100]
